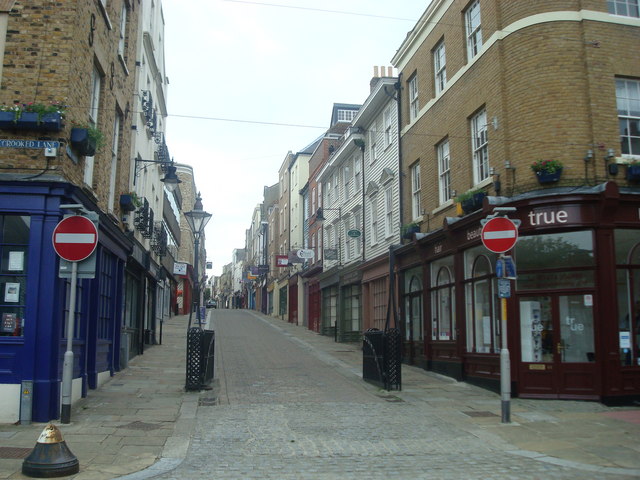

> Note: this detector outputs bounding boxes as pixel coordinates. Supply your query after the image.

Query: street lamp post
[184,192,212,328]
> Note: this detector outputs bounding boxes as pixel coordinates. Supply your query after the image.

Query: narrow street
[157,310,638,480]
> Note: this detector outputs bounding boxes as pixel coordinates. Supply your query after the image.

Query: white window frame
[471,109,489,184]
[608,0,639,17]
[616,78,640,158]
[337,109,357,122]
[108,113,121,213]
[438,139,451,204]
[369,127,378,164]
[118,3,127,59]
[465,0,483,62]
[84,66,102,187]
[384,106,392,148]
[370,195,379,246]
[384,186,393,238]
[409,75,419,122]
[354,157,362,193]
[411,163,421,220]
[434,40,447,95]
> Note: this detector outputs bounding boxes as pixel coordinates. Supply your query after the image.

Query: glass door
[518,293,597,398]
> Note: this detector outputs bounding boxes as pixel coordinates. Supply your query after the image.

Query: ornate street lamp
[184,192,212,327]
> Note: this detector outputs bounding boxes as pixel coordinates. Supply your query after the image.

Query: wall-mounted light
[134,156,182,192]
[584,150,594,162]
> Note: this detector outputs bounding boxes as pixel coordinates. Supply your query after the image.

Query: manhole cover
[199,397,218,406]
[463,410,499,418]
[118,421,161,431]
[0,447,31,459]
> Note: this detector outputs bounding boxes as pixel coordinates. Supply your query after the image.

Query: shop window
[431,255,455,341]
[464,249,499,353]
[322,286,338,332]
[279,285,287,316]
[615,229,640,366]
[515,231,595,290]
[371,277,387,330]
[97,250,115,339]
[342,284,361,332]
[0,216,30,337]
[403,267,423,343]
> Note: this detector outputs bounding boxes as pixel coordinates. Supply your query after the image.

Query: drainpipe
[395,73,404,233]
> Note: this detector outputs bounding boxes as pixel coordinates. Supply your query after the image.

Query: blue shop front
[0,180,132,423]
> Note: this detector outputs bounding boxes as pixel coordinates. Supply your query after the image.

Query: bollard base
[22,442,79,478]
[501,400,511,424]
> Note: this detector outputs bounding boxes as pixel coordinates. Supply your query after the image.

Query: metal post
[61,261,77,424]
[194,235,201,328]
[500,285,511,423]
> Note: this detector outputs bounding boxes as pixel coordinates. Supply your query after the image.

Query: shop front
[403,182,640,401]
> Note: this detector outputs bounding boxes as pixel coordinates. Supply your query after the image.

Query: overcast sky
[162,0,428,277]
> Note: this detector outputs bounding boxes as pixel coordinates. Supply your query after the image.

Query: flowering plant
[0,101,67,120]
[530,159,563,174]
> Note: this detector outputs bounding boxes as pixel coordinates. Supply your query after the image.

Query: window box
[40,112,63,132]
[536,168,562,184]
[402,223,420,240]
[626,164,640,181]
[70,127,96,156]
[17,112,39,130]
[119,194,137,212]
[0,111,16,128]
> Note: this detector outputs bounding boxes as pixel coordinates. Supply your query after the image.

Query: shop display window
[463,249,500,354]
[615,229,640,366]
[515,231,594,290]
[430,255,455,341]
[0,216,30,337]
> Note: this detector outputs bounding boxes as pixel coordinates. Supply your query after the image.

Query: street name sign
[481,217,518,253]
[52,215,98,262]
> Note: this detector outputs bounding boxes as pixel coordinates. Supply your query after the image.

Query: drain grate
[199,397,218,406]
[0,447,32,459]
[118,421,162,431]
[463,410,499,418]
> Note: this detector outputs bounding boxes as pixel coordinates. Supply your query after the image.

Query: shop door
[518,294,598,399]
[403,292,423,364]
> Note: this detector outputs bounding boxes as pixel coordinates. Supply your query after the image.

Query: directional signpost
[481,212,519,424]
[53,215,98,424]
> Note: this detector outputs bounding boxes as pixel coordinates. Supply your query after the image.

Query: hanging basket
[535,168,562,184]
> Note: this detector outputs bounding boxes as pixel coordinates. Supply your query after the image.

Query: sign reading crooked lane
[481,217,519,253]
[52,215,98,262]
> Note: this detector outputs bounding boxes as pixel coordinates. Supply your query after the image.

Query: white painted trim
[0,384,20,423]
[97,370,112,388]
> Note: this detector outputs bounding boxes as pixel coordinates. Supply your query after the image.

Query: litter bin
[363,329,385,388]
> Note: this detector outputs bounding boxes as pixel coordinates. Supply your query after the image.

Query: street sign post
[481,213,520,424]
[481,217,518,253]
[52,215,98,424]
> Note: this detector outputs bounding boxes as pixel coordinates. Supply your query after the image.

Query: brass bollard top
[36,424,64,444]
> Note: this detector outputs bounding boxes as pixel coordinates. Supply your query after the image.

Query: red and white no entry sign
[52,215,98,262]
[481,217,519,253]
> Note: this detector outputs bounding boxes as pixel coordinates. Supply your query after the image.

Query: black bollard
[22,423,79,478]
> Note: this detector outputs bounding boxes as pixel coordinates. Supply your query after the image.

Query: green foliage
[530,159,563,174]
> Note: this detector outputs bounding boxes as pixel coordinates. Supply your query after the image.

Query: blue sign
[498,278,511,298]
[496,256,517,279]
[0,139,60,149]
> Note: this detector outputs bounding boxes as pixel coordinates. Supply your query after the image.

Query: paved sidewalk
[1,309,639,479]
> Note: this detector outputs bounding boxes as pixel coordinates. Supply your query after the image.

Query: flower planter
[119,194,137,212]
[461,192,486,214]
[17,112,39,130]
[402,225,420,239]
[626,165,640,182]
[70,127,96,156]
[0,111,16,129]
[39,112,63,132]
[536,168,562,184]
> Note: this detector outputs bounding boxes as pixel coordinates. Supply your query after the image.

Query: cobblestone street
[156,310,640,480]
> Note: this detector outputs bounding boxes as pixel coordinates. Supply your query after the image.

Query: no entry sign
[52,215,98,262]
[481,217,518,253]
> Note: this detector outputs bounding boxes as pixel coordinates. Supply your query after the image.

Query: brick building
[391,0,640,400]
[0,0,142,422]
